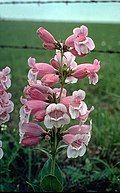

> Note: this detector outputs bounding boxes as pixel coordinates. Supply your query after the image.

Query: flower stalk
[18,25,101,191]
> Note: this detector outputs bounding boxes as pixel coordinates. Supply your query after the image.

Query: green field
[0,20,120,192]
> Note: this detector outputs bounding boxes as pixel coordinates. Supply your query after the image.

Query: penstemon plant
[0,67,14,159]
[19,25,100,192]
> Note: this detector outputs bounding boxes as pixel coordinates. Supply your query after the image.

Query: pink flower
[69,90,87,119]
[53,88,67,99]
[61,90,94,123]
[65,25,95,56]
[51,51,76,69]
[0,67,14,125]
[20,97,48,123]
[33,110,46,122]
[0,67,11,91]
[63,121,92,158]
[19,122,47,146]
[0,91,14,125]
[21,99,47,122]
[50,51,78,84]
[44,103,70,129]
[37,27,57,50]
[41,74,59,87]
[20,77,59,122]
[61,90,88,120]
[24,85,46,101]
[28,57,56,81]
[60,96,72,109]
[0,140,3,159]
[77,106,94,124]
[21,79,56,121]
[24,81,52,101]
[43,42,56,50]
[65,122,92,135]
[72,59,100,85]
[25,100,48,116]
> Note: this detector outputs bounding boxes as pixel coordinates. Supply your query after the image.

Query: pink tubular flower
[69,90,87,119]
[20,72,58,122]
[24,85,46,101]
[43,42,56,50]
[65,25,95,56]
[51,51,78,84]
[72,59,100,85]
[44,103,70,129]
[61,90,88,120]
[37,27,57,50]
[28,57,56,81]
[61,90,94,123]
[41,74,59,87]
[25,100,48,115]
[24,81,52,101]
[21,81,53,122]
[20,96,47,122]
[19,122,47,146]
[63,121,92,158]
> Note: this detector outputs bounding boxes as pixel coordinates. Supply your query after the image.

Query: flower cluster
[0,66,14,159]
[19,25,100,158]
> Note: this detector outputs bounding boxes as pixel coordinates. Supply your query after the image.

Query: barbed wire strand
[0,0,120,5]
[0,45,119,54]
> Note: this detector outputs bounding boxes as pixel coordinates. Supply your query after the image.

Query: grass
[0,20,120,192]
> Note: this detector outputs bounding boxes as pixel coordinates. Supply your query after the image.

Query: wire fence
[0,0,119,55]
[0,0,120,5]
[0,44,120,54]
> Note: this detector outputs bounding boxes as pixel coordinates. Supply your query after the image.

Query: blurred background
[0,0,120,192]
[0,0,120,22]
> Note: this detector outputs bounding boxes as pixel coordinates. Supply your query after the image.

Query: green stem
[51,128,58,175]
[51,155,56,175]
[51,47,64,175]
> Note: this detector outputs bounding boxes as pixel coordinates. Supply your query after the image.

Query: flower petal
[73,89,86,100]
[44,114,53,129]
[0,148,3,159]
[63,134,74,144]
[21,122,45,136]
[67,145,78,158]
[79,101,88,116]
[88,73,98,85]
[69,106,79,119]
[65,76,78,84]
[78,144,86,157]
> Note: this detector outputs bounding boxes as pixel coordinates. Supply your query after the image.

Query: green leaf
[41,174,63,192]
[40,159,51,179]
[40,159,64,191]
[54,162,64,185]
[40,158,64,185]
